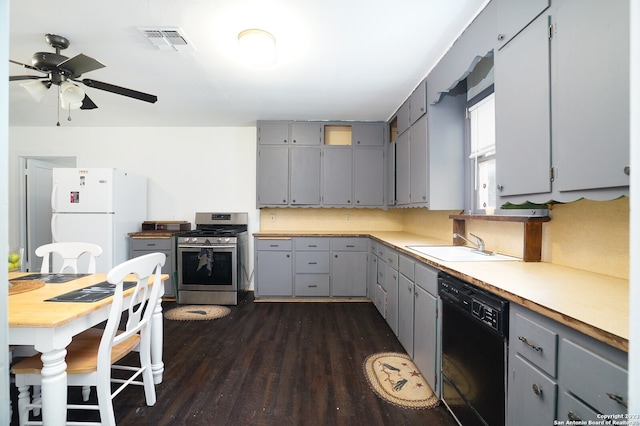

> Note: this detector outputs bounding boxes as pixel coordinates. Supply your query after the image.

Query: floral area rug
[164,305,231,321]
[363,352,440,410]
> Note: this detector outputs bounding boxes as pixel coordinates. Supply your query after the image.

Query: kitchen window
[468,91,496,213]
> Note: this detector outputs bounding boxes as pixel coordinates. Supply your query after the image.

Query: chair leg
[82,385,92,402]
[31,385,41,416]
[96,376,116,426]
[16,384,31,426]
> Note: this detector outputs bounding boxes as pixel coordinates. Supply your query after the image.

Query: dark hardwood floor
[11,294,458,425]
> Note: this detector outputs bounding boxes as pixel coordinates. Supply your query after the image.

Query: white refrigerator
[51,168,147,273]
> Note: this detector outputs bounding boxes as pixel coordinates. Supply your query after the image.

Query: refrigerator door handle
[51,214,58,243]
[51,183,58,212]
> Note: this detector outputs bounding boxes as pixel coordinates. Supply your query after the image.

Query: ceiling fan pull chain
[56,85,61,127]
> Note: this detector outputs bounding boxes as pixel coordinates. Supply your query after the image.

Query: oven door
[178,244,237,291]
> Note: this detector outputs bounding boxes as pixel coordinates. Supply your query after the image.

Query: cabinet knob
[497,33,505,41]
[532,383,542,396]
[292,199,296,203]
[497,184,504,191]
[286,254,290,258]
[607,393,628,408]
[567,411,582,421]
[624,166,630,176]
[283,139,287,143]
[415,292,419,298]
[293,139,297,143]
[335,254,338,258]
[282,199,287,203]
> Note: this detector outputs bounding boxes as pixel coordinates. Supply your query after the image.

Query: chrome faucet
[453,232,490,254]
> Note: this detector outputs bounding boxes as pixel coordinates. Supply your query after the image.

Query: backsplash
[259,197,629,280]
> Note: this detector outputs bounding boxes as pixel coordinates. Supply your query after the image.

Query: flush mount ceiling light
[238,29,276,67]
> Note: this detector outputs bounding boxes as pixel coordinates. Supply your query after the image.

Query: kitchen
[2,0,639,424]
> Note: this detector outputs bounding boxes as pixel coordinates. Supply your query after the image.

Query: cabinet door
[132,248,173,297]
[496,0,550,49]
[507,354,557,426]
[322,147,353,205]
[331,251,367,297]
[386,141,396,207]
[353,148,384,207]
[367,250,377,300]
[409,115,428,204]
[257,147,289,206]
[413,284,438,393]
[552,0,629,192]
[352,123,384,146]
[395,132,410,205]
[290,147,321,205]
[256,251,292,296]
[409,80,427,125]
[291,122,322,145]
[258,122,289,145]
[397,101,410,136]
[385,264,399,335]
[397,274,414,356]
[495,14,551,197]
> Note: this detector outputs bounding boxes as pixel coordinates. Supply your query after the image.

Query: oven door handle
[179,245,236,250]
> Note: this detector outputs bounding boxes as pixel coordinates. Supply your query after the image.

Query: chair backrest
[98,252,166,373]
[35,242,103,273]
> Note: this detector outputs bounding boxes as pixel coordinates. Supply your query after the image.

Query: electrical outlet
[270,214,276,222]
[345,214,351,222]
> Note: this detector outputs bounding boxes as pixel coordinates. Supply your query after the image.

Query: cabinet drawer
[510,308,558,377]
[295,237,330,251]
[399,255,414,280]
[374,284,387,318]
[295,251,330,273]
[383,250,399,270]
[369,240,377,254]
[557,389,600,423]
[131,238,172,250]
[559,338,628,415]
[295,274,330,296]
[256,239,292,251]
[414,263,438,296]
[331,238,367,251]
[507,354,557,426]
[376,259,386,285]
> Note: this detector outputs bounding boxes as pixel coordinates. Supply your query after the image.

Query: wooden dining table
[8,272,167,426]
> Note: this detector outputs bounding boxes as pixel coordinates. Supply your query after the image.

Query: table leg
[40,348,68,426]
[151,297,164,384]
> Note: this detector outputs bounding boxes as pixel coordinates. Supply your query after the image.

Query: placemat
[46,281,136,303]
[10,273,90,283]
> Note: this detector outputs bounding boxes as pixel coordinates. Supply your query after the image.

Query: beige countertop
[254,230,629,352]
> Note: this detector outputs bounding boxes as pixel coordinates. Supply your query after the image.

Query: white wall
[8,126,260,286]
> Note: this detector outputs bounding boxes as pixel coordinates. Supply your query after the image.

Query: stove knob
[192,237,198,243]
[183,238,190,243]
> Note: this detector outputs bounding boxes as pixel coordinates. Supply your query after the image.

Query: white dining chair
[11,252,166,426]
[35,242,103,274]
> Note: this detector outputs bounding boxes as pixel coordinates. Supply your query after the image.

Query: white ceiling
[9,0,488,127]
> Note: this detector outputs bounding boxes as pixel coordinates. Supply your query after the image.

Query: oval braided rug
[363,352,439,410]
[164,305,231,321]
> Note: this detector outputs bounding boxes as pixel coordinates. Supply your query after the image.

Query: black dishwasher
[438,272,509,426]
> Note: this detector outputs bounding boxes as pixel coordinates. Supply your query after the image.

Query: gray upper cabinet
[386,141,396,207]
[409,115,428,204]
[322,147,353,205]
[396,100,410,136]
[395,131,410,205]
[290,147,321,205]
[496,0,550,49]
[257,146,289,206]
[552,0,629,193]
[352,123,384,146]
[495,13,552,197]
[258,121,289,145]
[353,148,384,207]
[291,122,322,145]
[409,80,427,125]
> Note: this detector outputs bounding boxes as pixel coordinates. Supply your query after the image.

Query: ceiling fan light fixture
[20,80,49,102]
[238,29,276,67]
[60,82,85,110]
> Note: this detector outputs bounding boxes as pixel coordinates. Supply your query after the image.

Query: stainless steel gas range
[177,212,249,305]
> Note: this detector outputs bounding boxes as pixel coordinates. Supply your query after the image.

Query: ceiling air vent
[138,27,194,51]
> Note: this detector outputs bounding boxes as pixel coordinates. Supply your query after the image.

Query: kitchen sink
[406,245,520,262]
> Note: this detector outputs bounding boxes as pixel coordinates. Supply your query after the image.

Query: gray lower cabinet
[330,238,367,297]
[367,241,378,300]
[413,263,439,396]
[255,238,293,297]
[294,238,330,296]
[508,304,628,425]
[130,237,176,298]
[397,255,415,356]
[384,249,399,335]
[374,245,387,318]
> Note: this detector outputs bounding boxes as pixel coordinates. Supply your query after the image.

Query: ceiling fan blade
[58,54,105,77]
[9,59,44,73]
[79,79,158,103]
[10,75,45,81]
[80,94,98,110]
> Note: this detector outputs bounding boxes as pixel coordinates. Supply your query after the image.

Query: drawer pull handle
[308,262,317,265]
[346,245,355,248]
[270,244,279,248]
[607,393,628,408]
[532,383,542,396]
[567,411,582,421]
[308,285,317,288]
[518,336,543,352]
[308,245,317,247]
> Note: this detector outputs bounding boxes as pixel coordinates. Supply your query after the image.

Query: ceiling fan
[9,34,157,123]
